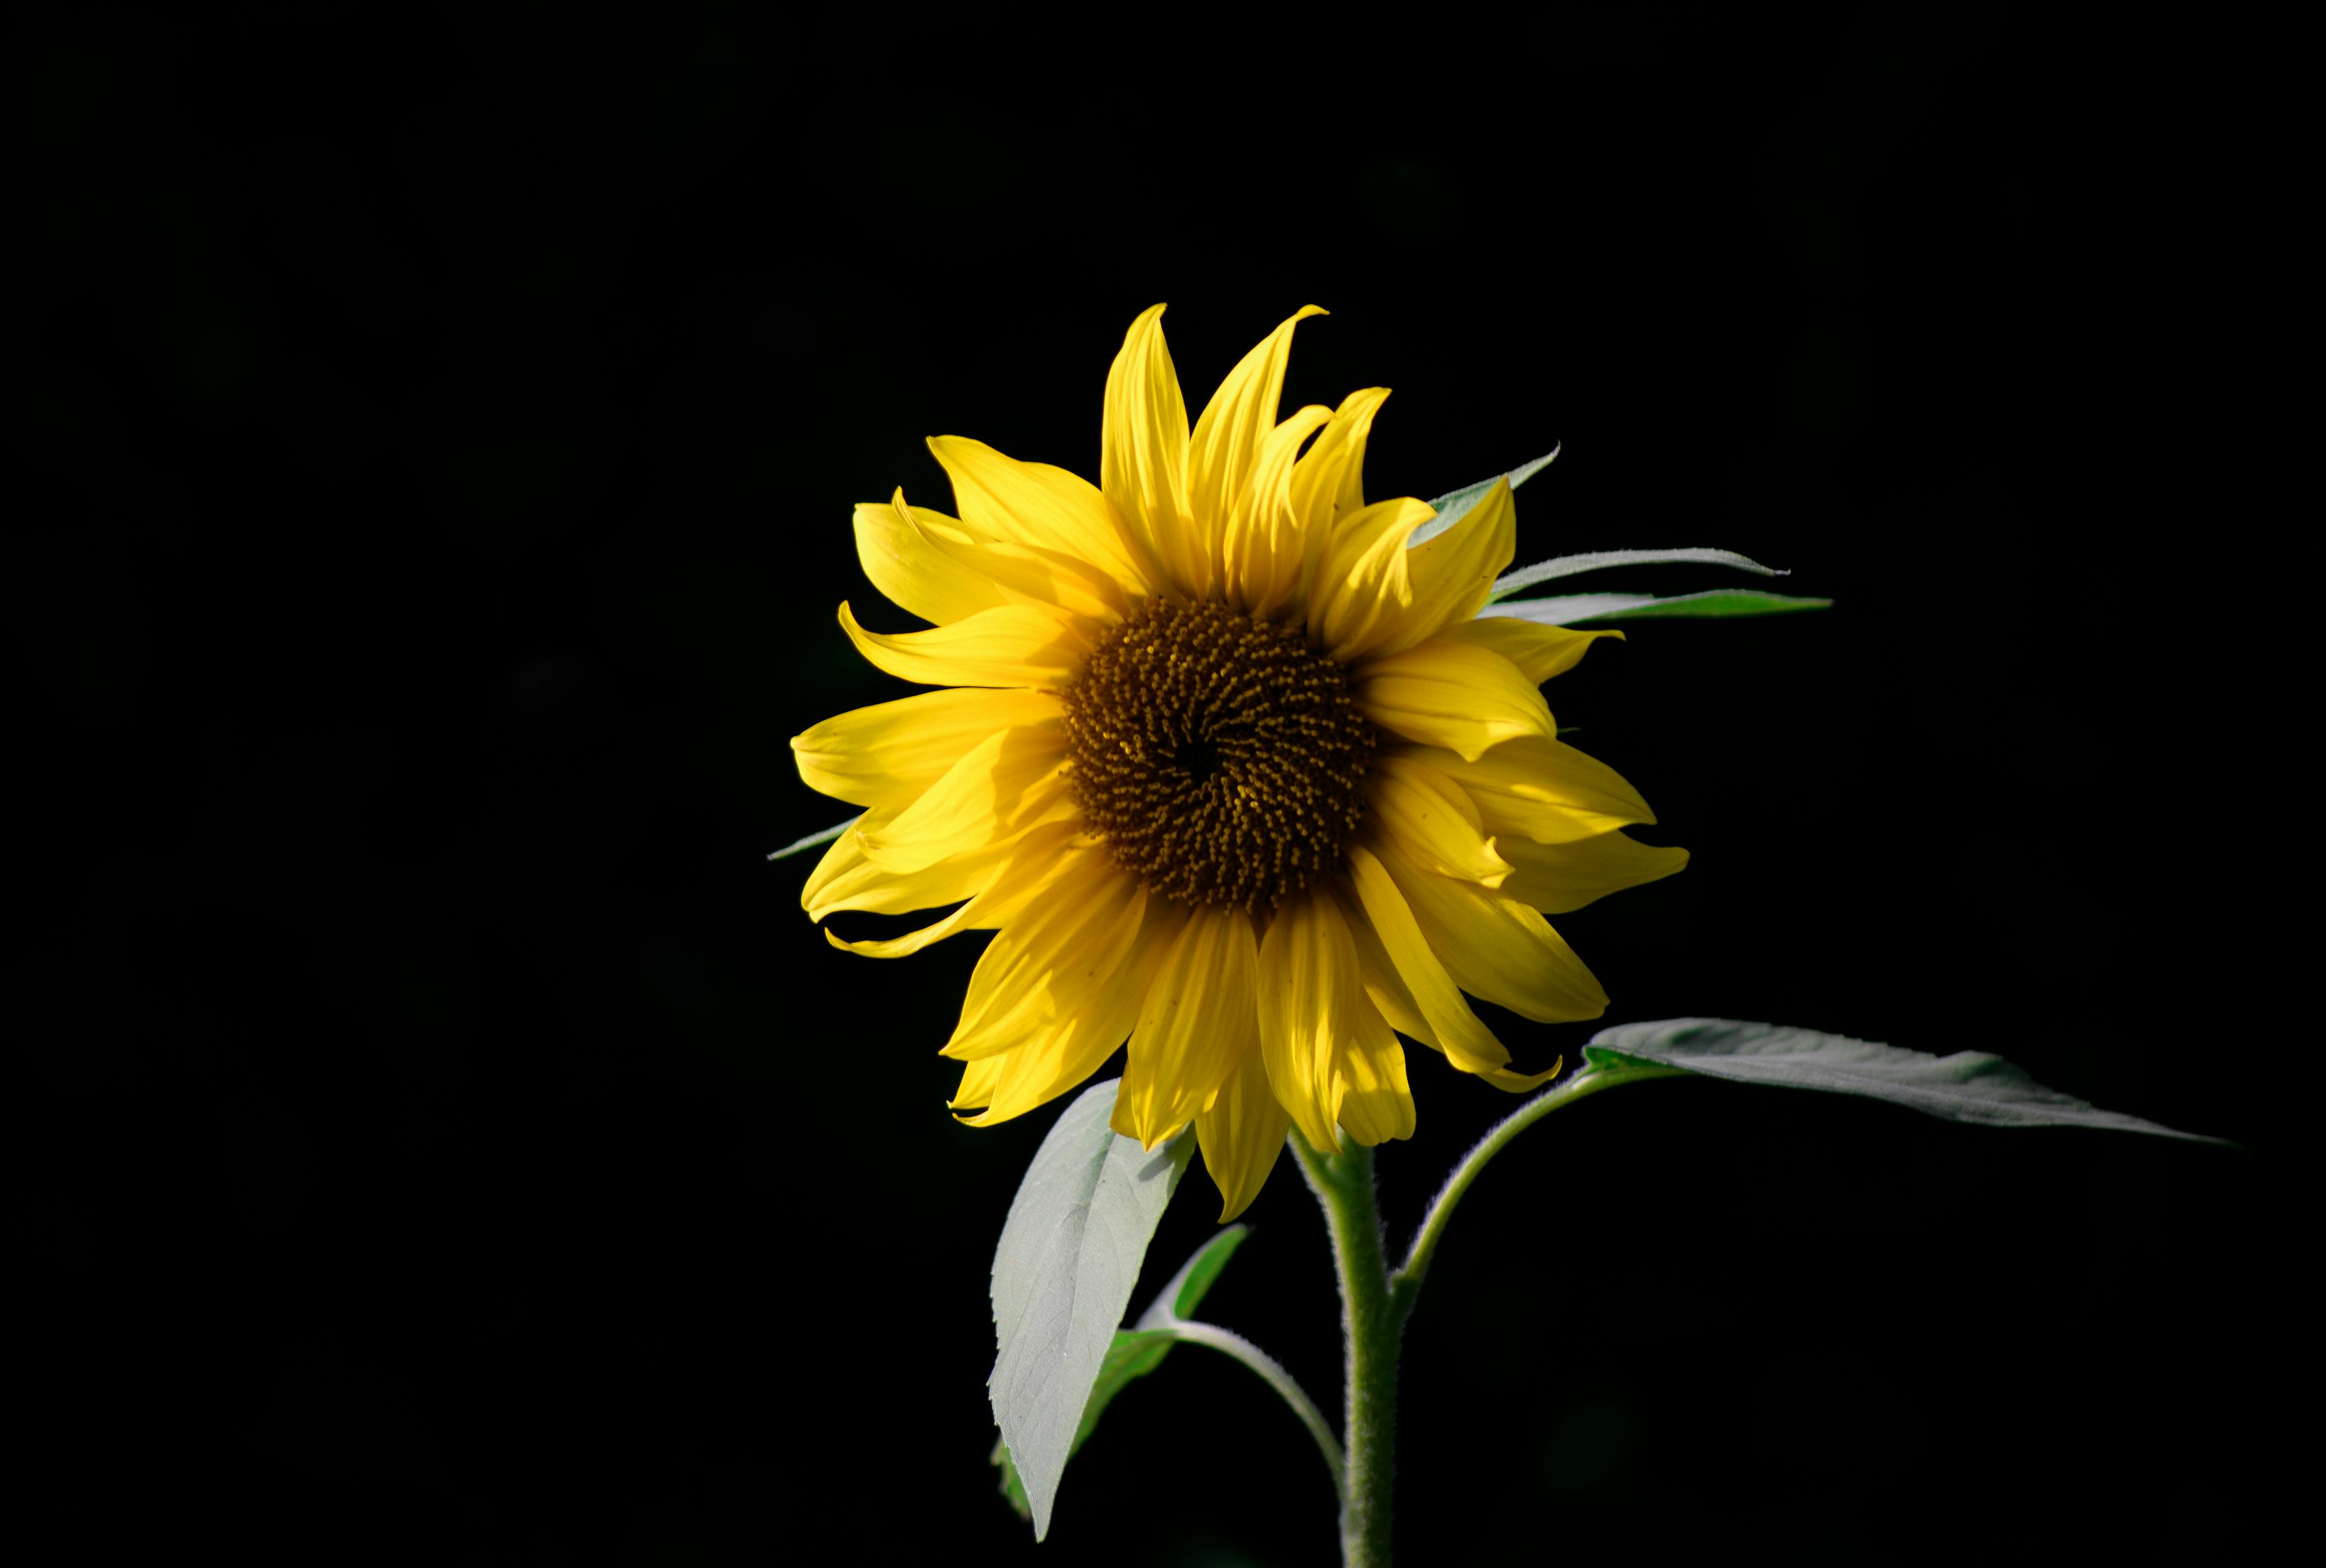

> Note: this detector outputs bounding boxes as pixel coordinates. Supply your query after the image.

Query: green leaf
[988,1078,1193,1540]
[1410,447,1560,546]
[765,813,859,861]
[990,1226,1252,1523]
[1582,1018,2229,1143]
[1142,1224,1251,1328]
[1481,588,1833,624]
[1490,546,1785,601]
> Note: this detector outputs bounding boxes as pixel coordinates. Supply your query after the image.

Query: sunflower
[795,306,1685,1219]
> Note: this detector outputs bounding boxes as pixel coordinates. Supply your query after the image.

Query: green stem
[1390,1063,1686,1317]
[1292,1130,1400,1568]
[1158,1320,1345,1497]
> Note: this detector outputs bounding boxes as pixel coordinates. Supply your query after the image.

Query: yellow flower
[795,306,1686,1220]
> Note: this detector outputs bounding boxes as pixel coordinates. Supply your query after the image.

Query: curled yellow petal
[1434,615,1623,684]
[856,724,1071,875]
[804,814,997,921]
[1370,477,1517,657]
[1422,733,1656,843]
[837,600,1088,690]
[1112,905,1257,1149]
[1290,386,1391,547]
[1195,1047,1290,1223]
[850,492,1010,626]
[1345,843,1514,1079]
[1313,495,1433,658]
[926,436,1152,601]
[1223,403,1333,617]
[942,847,1147,1062]
[1355,640,1555,760]
[951,892,1174,1128]
[1375,837,1608,1025]
[1499,829,1689,914]
[827,821,1082,958]
[1191,305,1326,556]
[792,686,1059,810]
[1100,305,1203,599]
[1368,753,1513,887]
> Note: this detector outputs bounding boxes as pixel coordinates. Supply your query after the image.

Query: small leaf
[1410,447,1560,546]
[991,1226,1255,1524]
[1481,589,1833,624]
[1142,1224,1251,1328]
[765,813,859,861]
[988,1078,1193,1541]
[1583,1018,2229,1143]
[1490,546,1785,601]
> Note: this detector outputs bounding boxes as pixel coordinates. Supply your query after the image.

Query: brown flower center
[1061,599,1377,910]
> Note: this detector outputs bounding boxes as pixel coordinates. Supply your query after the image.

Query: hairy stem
[1161,1319,1345,1497]
[1293,1130,1400,1568]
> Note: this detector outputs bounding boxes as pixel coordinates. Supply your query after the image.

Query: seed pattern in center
[1060,599,1377,909]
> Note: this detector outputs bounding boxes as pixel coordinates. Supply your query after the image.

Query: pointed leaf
[1490,546,1785,601]
[1139,1224,1251,1328]
[1583,1018,2228,1143]
[1481,589,1832,624]
[988,1078,1193,1541]
[1410,447,1560,546]
[992,1224,1254,1519]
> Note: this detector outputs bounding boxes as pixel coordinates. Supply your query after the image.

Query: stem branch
[1391,1063,1687,1317]
[1161,1320,1345,1497]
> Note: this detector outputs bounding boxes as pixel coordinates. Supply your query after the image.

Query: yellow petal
[1100,305,1204,599]
[1255,891,1374,1154]
[793,686,1060,810]
[926,436,1153,601]
[1191,306,1326,556]
[942,847,1147,1062]
[1336,879,1556,1090]
[1112,905,1257,1149]
[1313,495,1433,659]
[1420,733,1655,843]
[1370,477,1517,657]
[1498,829,1689,914]
[1367,753,1513,887]
[952,894,1174,1128]
[824,820,1083,958]
[949,1052,1007,1112]
[1196,1047,1290,1222]
[1344,843,1513,1078]
[1375,837,1607,1024]
[1433,616,1623,684]
[1290,386,1391,546]
[838,600,1088,690]
[804,814,998,920]
[850,492,1011,626]
[1354,640,1556,760]
[1224,404,1333,617]
[1329,1006,1414,1148]
[857,724,1071,874]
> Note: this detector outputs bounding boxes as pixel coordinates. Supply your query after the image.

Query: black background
[15,7,2294,1565]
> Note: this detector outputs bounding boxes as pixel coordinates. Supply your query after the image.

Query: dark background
[15,6,2293,1565]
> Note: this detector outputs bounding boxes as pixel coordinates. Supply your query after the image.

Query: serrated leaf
[1490,546,1784,601]
[988,1078,1192,1541]
[1583,1018,2228,1143]
[1410,447,1560,546]
[1480,588,1833,624]
[765,813,859,861]
[992,1225,1253,1523]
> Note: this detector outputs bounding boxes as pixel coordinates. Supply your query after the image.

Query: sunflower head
[793,306,1685,1219]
